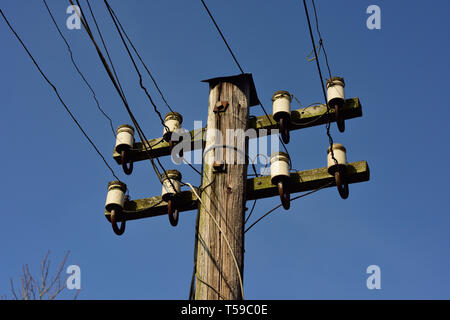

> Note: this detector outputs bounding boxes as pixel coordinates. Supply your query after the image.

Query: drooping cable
[104,0,175,113]
[69,0,167,183]
[184,182,244,300]
[244,182,333,234]
[43,0,116,138]
[302,0,338,164]
[0,8,120,181]
[81,0,126,100]
[311,0,332,79]
[198,0,293,166]
[199,0,244,74]
[102,0,170,134]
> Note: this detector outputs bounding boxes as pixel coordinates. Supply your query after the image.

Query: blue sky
[1,0,449,299]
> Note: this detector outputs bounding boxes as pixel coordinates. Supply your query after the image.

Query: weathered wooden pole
[194,74,258,300]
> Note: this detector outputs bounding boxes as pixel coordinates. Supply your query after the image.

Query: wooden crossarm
[113,97,362,164]
[105,160,369,222]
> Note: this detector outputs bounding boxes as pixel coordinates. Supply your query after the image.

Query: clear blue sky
[1,0,449,299]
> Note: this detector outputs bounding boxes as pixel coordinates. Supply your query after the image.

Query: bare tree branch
[9,278,18,300]
[6,251,79,300]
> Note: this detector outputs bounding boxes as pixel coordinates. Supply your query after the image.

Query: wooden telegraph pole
[194,74,259,300]
[105,73,370,300]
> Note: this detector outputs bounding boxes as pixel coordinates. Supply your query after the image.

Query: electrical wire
[43,0,116,138]
[199,0,293,167]
[302,0,338,165]
[103,0,171,134]
[69,0,168,184]
[311,0,332,79]
[184,182,244,300]
[244,154,262,224]
[103,0,175,113]
[80,0,126,100]
[96,0,180,193]
[183,158,202,177]
[0,8,120,182]
[199,0,244,74]
[244,181,333,234]
[259,100,293,167]
[289,102,328,127]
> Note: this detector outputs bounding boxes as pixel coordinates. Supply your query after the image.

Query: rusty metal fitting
[110,207,126,236]
[213,101,229,113]
[213,160,226,173]
[277,180,290,210]
[167,198,179,227]
[334,168,349,199]
[120,150,133,175]
[279,116,290,144]
[334,103,345,133]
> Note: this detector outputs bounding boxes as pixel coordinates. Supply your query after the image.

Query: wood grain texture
[194,77,251,300]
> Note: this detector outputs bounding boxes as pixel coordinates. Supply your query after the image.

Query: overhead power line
[199,0,292,165]
[69,0,168,184]
[311,0,332,79]
[0,7,119,181]
[103,0,175,114]
[199,0,244,74]
[42,0,116,138]
[302,0,337,164]
[244,182,333,234]
[102,0,170,133]
[82,0,127,100]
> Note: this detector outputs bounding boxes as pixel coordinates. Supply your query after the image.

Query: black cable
[69,0,167,183]
[311,0,332,79]
[94,0,181,194]
[199,0,293,166]
[97,0,178,193]
[244,157,260,224]
[259,101,292,167]
[244,182,333,234]
[244,200,257,224]
[199,0,244,74]
[102,0,170,134]
[302,0,338,165]
[0,8,120,181]
[83,0,127,102]
[43,0,116,138]
[183,158,202,177]
[104,0,175,113]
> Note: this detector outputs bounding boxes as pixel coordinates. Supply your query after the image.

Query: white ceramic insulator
[327,80,345,105]
[163,119,181,136]
[271,159,290,182]
[115,129,134,149]
[105,188,125,210]
[327,147,347,168]
[273,96,291,116]
[161,178,181,197]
